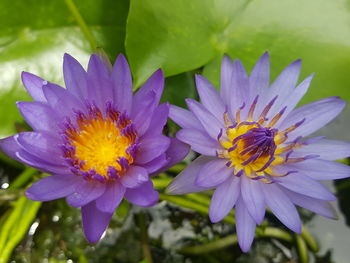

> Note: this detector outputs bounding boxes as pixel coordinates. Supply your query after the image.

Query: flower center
[62,102,138,182]
[219,122,279,178]
[216,96,316,183]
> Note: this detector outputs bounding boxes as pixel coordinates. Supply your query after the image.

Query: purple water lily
[0,53,189,243]
[167,52,350,252]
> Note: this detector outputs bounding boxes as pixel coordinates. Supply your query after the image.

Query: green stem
[167,163,186,174]
[0,199,41,263]
[0,153,23,169]
[9,167,37,189]
[0,197,26,254]
[186,193,212,207]
[179,227,294,255]
[152,177,172,190]
[257,226,293,242]
[137,212,153,263]
[64,0,97,51]
[159,193,235,224]
[301,226,319,253]
[179,235,238,254]
[295,234,309,263]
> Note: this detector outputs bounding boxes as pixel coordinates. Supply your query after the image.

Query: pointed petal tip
[63,53,78,64]
[239,242,252,253]
[63,52,71,59]
[15,101,22,108]
[116,53,127,61]
[164,183,177,195]
[209,213,222,223]
[21,71,30,80]
[292,58,302,65]
[25,189,36,201]
[149,68,164,80]
[185,98,195,107]
[223,54,233,60]
[114,53,130,69]
[261,51,270,58]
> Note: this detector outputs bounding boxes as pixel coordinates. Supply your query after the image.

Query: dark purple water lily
[0,53,189,243]
[167,52,350,252]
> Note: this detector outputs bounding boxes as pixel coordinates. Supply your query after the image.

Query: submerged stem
[137,212,153,263]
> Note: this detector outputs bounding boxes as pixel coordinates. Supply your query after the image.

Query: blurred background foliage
[0,0,350,262]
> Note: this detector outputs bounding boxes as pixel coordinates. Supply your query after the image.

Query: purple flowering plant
[0,53,189,243]
[167,52,350,252]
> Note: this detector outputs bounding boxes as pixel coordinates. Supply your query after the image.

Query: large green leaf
[0,0,129,137]
[126,0,350,105]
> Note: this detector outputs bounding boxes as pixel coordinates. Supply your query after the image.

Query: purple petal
[111,54,133,114]
[131,91,156,136]
[42,83,84,119]
[16,132,63,162]
[66,180,106,208]
[283,189,337,219]
[133,69,164,108]
[265,59,301,119]
[95,181,125,213]
[283,159,350,180]
[293,139,350,161]
[262,183,301,233]
[186,99,223,140]
[284,188,337,219]
[195,159,233,188]
[278,97,346,140]
[195,74,225,122]
[124,179,159,207]
[143,103,169,136]
[240,176,265,224]
[177,128,220,156]
[86,54,113,109]
[250,52,270,119]
[166,156,215,195]
[63,53,88,99]
[26,174,81,201]
[276,173,336,201]
[169,105,202,130]
[16,101,59,132]
[220,55,234,110]
[209,176,240,223]
[120,166,149,188]
[250,52,270,94]
[21,72,47,102]
[228,59,250,119]
[152,138,190,175]
[136,135,170,164]
[82,201,113,243]
[16,150,70,174]
[271,74,313,124]
[143,154,169,175]
[235,197,256,253]
[0,136,23,162]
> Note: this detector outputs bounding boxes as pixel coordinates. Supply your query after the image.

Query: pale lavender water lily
[0,53,189,243]
[167,52,350,252]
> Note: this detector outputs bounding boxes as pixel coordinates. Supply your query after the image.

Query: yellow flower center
[62,103,138,182]
[216,97,307,183]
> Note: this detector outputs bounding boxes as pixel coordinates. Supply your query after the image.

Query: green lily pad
[126,0,350,105]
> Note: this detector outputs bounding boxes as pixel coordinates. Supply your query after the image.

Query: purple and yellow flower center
[217,96,310,183]
[62,102,138,183]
